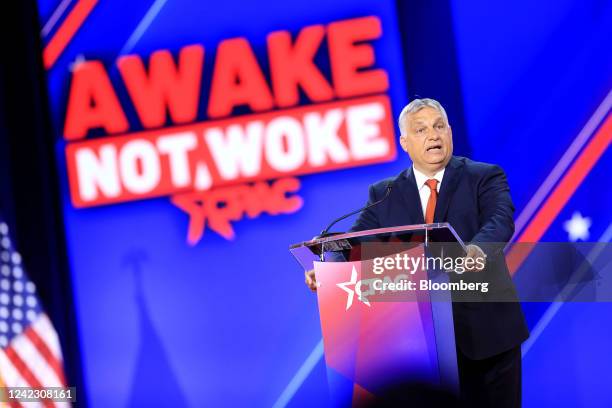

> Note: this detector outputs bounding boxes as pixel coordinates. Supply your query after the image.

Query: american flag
[0,221,69,407]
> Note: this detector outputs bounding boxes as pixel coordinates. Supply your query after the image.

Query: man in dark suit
[305,98,529,407]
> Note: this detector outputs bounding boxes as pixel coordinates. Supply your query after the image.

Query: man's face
[399,107,453,175]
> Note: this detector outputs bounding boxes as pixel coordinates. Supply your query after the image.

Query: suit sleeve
[471,165,515,244]
[348,184,382,232]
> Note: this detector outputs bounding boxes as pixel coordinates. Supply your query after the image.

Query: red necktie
[425,179,438,224]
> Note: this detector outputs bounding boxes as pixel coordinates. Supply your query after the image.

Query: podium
[290,223,466,406]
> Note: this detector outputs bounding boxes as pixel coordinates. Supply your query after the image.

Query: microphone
[317,182,394,238]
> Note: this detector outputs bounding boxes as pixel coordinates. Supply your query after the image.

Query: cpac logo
[337,266,373,310]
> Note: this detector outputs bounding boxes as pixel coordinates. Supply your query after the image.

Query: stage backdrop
[35,0,611,407]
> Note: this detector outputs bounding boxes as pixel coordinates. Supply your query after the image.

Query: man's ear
[399,135,409,152]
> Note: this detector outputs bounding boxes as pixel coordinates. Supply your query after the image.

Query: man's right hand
[305,269,317,292]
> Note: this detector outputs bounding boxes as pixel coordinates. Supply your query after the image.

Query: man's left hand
[464,244,487,272]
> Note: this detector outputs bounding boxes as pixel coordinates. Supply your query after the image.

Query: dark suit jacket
[350,156,529,360]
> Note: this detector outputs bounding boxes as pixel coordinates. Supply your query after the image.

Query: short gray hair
[398,98,449,134]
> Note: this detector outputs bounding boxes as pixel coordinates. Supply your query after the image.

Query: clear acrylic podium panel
[289,222,467,270]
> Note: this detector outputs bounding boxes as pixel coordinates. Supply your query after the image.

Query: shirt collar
[412,166,445,190]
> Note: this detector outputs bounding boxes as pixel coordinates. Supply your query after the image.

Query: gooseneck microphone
[317,182,394,238]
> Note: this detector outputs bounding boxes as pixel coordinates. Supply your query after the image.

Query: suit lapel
[434,156,464,222]
[397,167,425,225]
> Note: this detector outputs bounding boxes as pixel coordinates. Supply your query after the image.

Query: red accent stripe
[24,326,66,386]
[4,346,54,408]
[507,113,611,274]
[43,0,98,69]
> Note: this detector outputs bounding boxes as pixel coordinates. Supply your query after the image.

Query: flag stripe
[12,333,64,390]
[24,327,66,387]
[9,398,24,408]
[0,367,26,408]
[0,350,40,408]
[4,347,54,408]
[32,316,62,363]
[0,349,30,387]
[10,334,71,408]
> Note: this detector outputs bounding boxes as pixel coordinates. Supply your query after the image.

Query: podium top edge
[289,222,460,249]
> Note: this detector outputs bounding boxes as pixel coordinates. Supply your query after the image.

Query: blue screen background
[35,0,612,406]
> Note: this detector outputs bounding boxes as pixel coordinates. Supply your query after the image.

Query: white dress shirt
[412,166,445,220]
